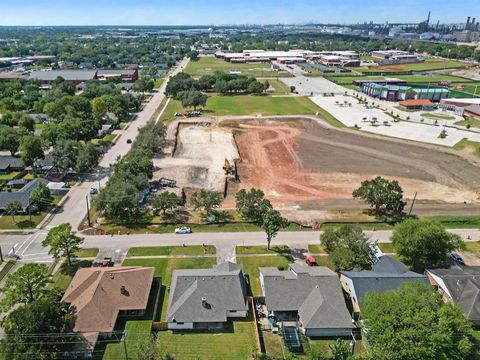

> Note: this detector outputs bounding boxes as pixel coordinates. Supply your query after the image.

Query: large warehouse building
[361,82,450,102]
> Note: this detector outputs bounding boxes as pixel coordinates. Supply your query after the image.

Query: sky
[0,0,477,26]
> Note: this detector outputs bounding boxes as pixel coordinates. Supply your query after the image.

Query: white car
[175,226,192,234]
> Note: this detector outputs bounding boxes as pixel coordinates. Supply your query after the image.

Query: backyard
[0,195,62,229]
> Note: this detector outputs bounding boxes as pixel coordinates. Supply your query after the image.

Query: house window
[230,310,237,313]
[177,322,184,325]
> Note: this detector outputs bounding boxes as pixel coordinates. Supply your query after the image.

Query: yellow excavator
[223,158,233,175]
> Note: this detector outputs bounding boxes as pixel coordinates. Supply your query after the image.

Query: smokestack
[473,18,476,27]
[427,11,431,25]
[467,16,471,25]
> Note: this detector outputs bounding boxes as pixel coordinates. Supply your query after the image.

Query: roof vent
[120,286,129,296]
[201,296,211,309]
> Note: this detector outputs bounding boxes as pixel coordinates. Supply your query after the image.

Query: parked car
[126,138,132,144]
[175,226,192,234]
[305,256,317,266]
[450,252,465,265]
[89,188,98,195]
[93,257,114,267]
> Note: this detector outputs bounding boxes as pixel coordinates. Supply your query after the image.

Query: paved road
[46,58,190,231]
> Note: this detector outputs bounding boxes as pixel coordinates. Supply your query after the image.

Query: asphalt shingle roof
[0,156,21,171]
[341,255,428,305]
[29,70,97,82]
[167,262,248,323]
[260,264,353,330]
[0,178,47,210]
[427,266,480,322]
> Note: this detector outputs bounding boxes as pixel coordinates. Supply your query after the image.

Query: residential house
[96,69,138,82]
[0,156,23,174]
[0,178,48,213]
[167,262,248,330]
[259,264,353,338]
[62,266,155,352]
[340,255,428,313]
[426,266,480,325]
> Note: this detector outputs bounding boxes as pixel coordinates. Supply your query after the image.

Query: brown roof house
[62,266,155,351]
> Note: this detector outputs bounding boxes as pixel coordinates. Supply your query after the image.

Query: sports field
[356,60,468,73]
[328,74,474,86]
[185,56,289,77]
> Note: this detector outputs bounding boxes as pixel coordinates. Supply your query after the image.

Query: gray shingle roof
[427,266,480,322]
[29,70,97,82]
[341,256,428,305]
[0,156,22,171]
[167,262,248,323]
[260,265,353,330]
[0,178,47,210]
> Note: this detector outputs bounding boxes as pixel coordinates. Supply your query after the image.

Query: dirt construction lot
[222,118,480,210]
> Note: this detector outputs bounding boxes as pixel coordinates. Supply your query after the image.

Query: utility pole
[86,195,91,227]
[0,246,3,262]
[408,192,418,217]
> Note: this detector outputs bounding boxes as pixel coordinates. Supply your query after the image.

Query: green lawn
[154,78,165,88]
[185,56,281,77]
[425,215,480,229]
[454,138,480,157]
[378,243,396,254]
[0,260,15,282]
[464,242,480,254]
[127,245,216,257]
[0,172,19,181]
[75,248,99,258]
[51,260,93,291]
[102,320,153,360]
[205,95,322,116]
[308,244,326,254]
[263,331,285,358]
[236,245,290,255]
[421,112,456,120]
[236,256,292,296]
[155,316,258,360]
[122,257,217,321]
[455,117,480,128]
[357,60,467,73]
[159,99,183,122]
[320,222,394,231]
[0,195,62,230]
[262,79,292,95]
[457,83,480,96]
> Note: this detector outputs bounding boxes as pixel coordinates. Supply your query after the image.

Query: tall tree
[19,135,44,168]
[4,200,22,224]
[0,125,19,155]
[321,225,376,271]
[52,139,78,171]
[191,189,222,216]
[180,88,208,110]
[75,142,102,173]
[235,188,272,223]
[363,282,475,360]
[152,191,180,215]
[42,223,84,267]
[261,209,289,249]
[0,290,77,360]
[352,176,406,215]
[391,219,464,272]
[31,182,53,212]
[0,263,51,311]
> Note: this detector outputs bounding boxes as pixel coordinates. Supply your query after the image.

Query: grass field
[102,320,153,360]
[378,243,396,254]
[185,56,284,77]
[127,245,216,257]
[0,172,19,181]
[308,244,326,254]
[356,60,467,73]
[262,78,292,95]
[205,95,322,116]
[328,74,473,86]
[454,138,480,157]
[455,117,480,128]
[0,195,61,229]
[425,215,480,229]
[236,256,292,296]
[122,257,216,321]
[236,245,290,255]
[155,316,258,360]
[421,112,456,120]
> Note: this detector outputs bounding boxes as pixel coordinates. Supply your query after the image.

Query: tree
[235,188,272,223]
[187,50,199,61]
[261,209,289,249]
[391,219,464,272]
[0,263,51,310]
[321,225,376,271]
[180,88,207,110]
[247,81,266,95]
[330,340,352,360]
[52,139,78,171]
[18,114,35,132]
[92,96,108,119]
[31,182,52,212]
[0,125,19,155]
[191,189,222,216]
[4,200,22,224]
[362,282,475,360]
[19,135,44,168]
[42,223,84,267]
[134,77,155,94]
[352,176,406,215]
[152,191,180,215]
[0,290,77,360]
[75,142,102,173]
